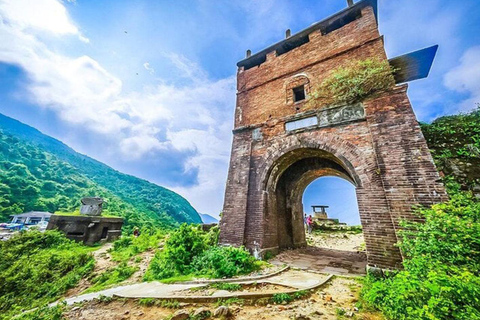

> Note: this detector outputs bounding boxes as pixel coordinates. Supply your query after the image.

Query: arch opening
[263,148,367,273]
[303,176,364,253]
[263,148,363,252]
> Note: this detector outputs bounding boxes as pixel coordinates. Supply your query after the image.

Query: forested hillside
[0,113,201,229]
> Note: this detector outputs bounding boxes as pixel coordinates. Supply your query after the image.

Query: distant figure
[304,214,308,229]
[133,227,140,237]
[307,215,313,234]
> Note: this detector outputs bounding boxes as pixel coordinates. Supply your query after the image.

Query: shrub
[192,246,259,278]
[0,230,94,319]
[144,224,207,279]
[85,262,137,293]
[361,184,480,320]
[111,231,163,263]
[306,58,396,107]
[210,283,242,291]
[205,225,220,247]
[144,224,259,281]
[161,224,207,273]
[272,293,293,304]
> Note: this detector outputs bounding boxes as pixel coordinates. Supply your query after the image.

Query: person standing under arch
[306,215,313,234]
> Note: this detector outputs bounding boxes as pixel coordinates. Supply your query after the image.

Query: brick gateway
[219,0,447,270]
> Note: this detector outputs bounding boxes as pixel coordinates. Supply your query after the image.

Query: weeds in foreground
[272,293,293,304]
[214,298,245,307]
[137,298,180,309]
[83,262,138,293]
[210,282,242,291]
[361,182,480,320]
[0,231,95,320]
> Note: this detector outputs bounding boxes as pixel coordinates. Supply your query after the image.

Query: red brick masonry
[219,4,446,269]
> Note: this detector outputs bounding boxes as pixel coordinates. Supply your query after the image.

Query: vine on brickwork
[306,58,396,107]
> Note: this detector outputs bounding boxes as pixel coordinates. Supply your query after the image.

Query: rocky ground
[306,230,365,252]
[60,229,378,319]
[63,277,384,320]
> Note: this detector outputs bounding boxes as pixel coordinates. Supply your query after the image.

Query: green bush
[421,107,480,161]
[15,303,65,320]
[144,224,207,279]
[144,224,258,281]
[420,106,480,193]
[111,231,163,263]
[193,246,259,278]
[306,58,396,107]
[361,183,480,320]
[210,282,242,291]
[0,230,94,319]
[84,262,137,293]
[204,225,220,247]
[272,293,293,304]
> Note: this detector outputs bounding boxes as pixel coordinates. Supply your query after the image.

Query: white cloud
[444,46,480,112]
[0,0,235,217]
[143,62,155,75]
[0,0,88,41]
[163,52,208,83]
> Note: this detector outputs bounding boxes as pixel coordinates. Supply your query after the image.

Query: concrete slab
[51,266,334,306]
[271,246,367,276]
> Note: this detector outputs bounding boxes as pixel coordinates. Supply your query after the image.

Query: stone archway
[253,139,405,269]
[219,1,447,271]
[219,91,447,271]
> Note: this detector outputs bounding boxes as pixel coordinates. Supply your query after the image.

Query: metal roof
[388,45,439,84]
[11,211,53,218]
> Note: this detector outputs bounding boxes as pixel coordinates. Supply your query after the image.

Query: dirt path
[306,231,365,252]
[63,276,384,320]
[271,246,367,276]
[123,249,155,285]
[65,243,117,297]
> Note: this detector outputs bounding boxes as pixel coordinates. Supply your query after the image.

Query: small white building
[10,211,52,225]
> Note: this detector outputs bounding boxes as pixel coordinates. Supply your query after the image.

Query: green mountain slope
[0,113,201,229]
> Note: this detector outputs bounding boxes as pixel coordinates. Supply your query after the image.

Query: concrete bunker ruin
[219,0,448,270]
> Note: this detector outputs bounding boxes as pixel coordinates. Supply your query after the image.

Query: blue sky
[303,177,360,226]
[0,0,479,220]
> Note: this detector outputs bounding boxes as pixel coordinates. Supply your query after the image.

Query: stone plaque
[285,116,318,131]
[318,103,365,127]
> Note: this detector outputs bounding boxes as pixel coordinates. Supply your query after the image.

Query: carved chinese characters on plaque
[318,103,365,127]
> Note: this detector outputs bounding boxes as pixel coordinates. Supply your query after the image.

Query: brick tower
[219,0,447,270]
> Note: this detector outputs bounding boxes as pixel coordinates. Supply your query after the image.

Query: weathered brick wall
[364,86,449,224]
[218,131,252,246]
[235,7,383,128]
[219,4,446,269]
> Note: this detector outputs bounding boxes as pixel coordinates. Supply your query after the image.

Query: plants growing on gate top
[306,58,396,107]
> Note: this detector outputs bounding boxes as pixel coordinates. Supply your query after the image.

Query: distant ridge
[200,213,219,224]
[0,113,202,229]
